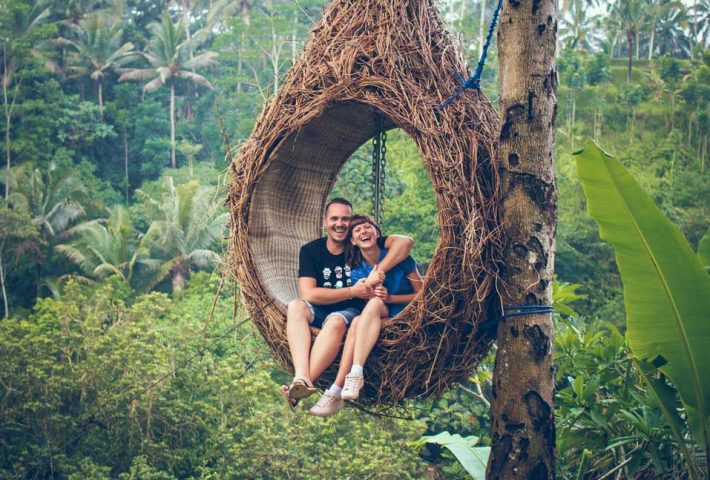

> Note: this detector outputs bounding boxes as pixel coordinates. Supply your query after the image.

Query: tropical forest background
[0,0,708,478]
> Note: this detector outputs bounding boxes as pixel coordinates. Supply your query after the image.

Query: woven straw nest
[228,0,503,406]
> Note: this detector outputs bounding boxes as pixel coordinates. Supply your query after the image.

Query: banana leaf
[574,141,710,457]
[698,227,710,270]
[413,432,490,479]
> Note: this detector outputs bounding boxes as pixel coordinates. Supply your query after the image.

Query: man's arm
[298,277,370,305]
[378,234,414,273]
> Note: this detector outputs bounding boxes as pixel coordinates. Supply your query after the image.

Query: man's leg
[309,315,347,382]
[286,299,314,382]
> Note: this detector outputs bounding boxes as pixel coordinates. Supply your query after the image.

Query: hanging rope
[372,116,387,225]
[440,0,503,109]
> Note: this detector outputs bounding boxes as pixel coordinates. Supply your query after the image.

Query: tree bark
[170,80,176,168]
[98,78,103,118]
[237,31,245,94]
[627,30,634,82]
[3,44,12,200]
[488,0,558,478]
[0,242,8,319]
[122,124,129,203]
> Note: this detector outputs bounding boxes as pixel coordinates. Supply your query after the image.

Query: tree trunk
[122,124,129,203]
[0,242,8,319]
[648,0,659,61]
[97,78,103,118]
[172,269,187,292]
[170,81,176,169]
[237,31,245,95]
[4,109,9,200]
[488,0,558,478]
[635,30,640,59]
[671,92,675,130]
[571,94,576,150]
[3,46,11,200]
[627,30,634,82]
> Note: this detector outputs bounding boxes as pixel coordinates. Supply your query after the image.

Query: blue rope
[501,304,554,320]
[440,0,503,109]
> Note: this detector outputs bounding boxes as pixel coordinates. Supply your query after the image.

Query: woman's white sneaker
[341,373,364,400]
[309,392,344,417]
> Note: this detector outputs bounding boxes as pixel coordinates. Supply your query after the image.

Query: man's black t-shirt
[298,236,388,314]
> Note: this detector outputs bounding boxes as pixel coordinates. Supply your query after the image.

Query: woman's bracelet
[348,286,353,299]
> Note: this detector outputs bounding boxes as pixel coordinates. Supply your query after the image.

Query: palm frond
[142,76,165,92]
[176,70,213,89]
[118,68,157,82]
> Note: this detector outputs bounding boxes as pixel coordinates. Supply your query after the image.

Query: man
[282,198,413,415]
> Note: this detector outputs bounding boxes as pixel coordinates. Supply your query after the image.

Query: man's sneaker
[309,392,344,417]
[341,373,364,400]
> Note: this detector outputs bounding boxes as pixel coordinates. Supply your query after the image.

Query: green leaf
[574,141,710,456]
[698,227,710,270]
[418,431,490,479]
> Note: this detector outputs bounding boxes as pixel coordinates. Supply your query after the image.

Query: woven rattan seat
[229,0,502,404]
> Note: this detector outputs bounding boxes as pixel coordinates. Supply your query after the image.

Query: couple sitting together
[281,197,423,416]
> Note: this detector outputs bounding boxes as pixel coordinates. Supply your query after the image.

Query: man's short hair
[324,197,352,216]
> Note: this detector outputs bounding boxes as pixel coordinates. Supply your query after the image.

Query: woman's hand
[373,285,389,303]
[365,265,385,288]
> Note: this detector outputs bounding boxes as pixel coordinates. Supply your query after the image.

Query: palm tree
[646,0,686,59]
[693,0,710,49]
[57,12,136,116]
[56,205,140,284]
[118,14,217,168]
[5,163,87,242]
[2,163,87,299]
[610,0,649,82]
[654,4,691,57]
[0,200,40,318]
[560,2,602,50]
[136,178,227,292]
[1,0,51,199]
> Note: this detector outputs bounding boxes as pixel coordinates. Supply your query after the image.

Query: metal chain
[372,117,386,225]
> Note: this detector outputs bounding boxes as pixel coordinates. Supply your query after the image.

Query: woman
[309,214,423,416]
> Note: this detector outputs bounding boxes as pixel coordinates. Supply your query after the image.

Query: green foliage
[555,317,685,478]
[56,205,140,284]
[0,274,427,479]
[698,227,710,269]
[575,141,710,474]
[134,177,227,292]
[332,129,439,263]
[412,432,490,479]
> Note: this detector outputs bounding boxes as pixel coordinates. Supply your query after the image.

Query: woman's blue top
[349,248,417,316]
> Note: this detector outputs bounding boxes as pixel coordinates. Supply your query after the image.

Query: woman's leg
[353,297,388,366]
[341,299,388,400]
[334,316,359,388]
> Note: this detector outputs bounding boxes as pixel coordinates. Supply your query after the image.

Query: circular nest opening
[228,0,503,405]
[249,102,397,306]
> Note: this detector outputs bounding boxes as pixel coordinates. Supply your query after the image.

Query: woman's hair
[345,214,382,268]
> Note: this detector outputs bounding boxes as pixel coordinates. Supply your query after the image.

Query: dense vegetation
[0,0,708,478]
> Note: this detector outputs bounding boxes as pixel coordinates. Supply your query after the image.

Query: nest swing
[228,0,503,405]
